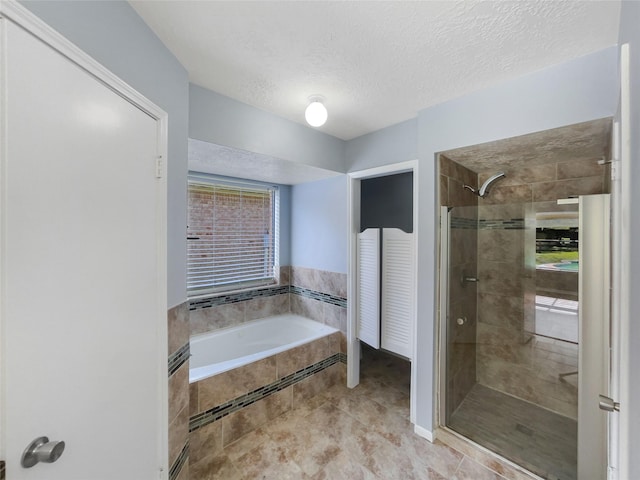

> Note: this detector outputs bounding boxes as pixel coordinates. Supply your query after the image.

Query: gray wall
[291,176,348,274]
[21,0,190,308]
[618,1,640,476]
[360,172,413,233]
[189,84,346,173]
[345,118,417,172]
[278,185,292,267]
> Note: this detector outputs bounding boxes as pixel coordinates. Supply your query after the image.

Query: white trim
[616,42,631,480]
[348,160,416,180]
[346,172,361,388]
[347,159,419,424]
[0,0,166,122]
[0,13,6,463]
[0,1,169,476]
[414,424,435,443]
[436,206,450,429]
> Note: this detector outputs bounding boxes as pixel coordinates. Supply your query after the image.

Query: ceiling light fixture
[305,96,327,127]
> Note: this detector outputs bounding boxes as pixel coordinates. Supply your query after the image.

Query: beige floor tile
[308,450,377,480]
[453,456,509,480]
[364,437,449,480]
[233,437,310,479]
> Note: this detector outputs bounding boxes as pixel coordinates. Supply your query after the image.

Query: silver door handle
[598,394,620,412]
[21,436,65,468]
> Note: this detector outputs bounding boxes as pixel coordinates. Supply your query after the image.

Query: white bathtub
[189,314,339,383]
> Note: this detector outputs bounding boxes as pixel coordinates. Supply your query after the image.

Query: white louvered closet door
[357,228,380,348]
[381,228,415,359]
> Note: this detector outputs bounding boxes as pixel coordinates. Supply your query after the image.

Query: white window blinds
[187,175,278,295]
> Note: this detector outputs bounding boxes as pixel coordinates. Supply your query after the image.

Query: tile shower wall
[476,157,608,419]
[168,302,190,480]
[439,155,479,418]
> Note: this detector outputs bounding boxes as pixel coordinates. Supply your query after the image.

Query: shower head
[462,171,506,198]
[478,171,506,197]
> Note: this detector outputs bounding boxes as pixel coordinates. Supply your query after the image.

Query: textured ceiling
[130,1,620,141]
[441,117,612,173]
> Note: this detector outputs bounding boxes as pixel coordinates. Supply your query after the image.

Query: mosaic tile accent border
[190,285,289,310]
[168,342,190,377]
[189,353,344,432]
[189,284,347,311]
[339,352,347,364]
[450,217,478,229]
[0,460,4,480]
[291,286,347,308]
[169,441,188,480]
[479,218,525,230]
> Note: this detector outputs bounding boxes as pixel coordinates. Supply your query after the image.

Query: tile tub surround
[188,266,348,341]
[188,347,539,480]
[168,301,190,480]
[189,331,345,475]
[290,266,347,334]
[189,266,292,336]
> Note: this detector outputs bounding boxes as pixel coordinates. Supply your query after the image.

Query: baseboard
[413,424,435,443]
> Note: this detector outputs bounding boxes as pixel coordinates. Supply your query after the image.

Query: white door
[380,228,414,359]
[1,11,167,480]
[356,228,380,349]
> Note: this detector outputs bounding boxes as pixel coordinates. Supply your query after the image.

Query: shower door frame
[436,206,450,428]
[437,195,616,478]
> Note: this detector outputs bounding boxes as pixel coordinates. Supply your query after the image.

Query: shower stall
[436,119,613,480]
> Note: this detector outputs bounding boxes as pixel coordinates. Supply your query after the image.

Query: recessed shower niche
[437,118,612,480]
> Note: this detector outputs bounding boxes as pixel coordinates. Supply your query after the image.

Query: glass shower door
[443,201,580,480]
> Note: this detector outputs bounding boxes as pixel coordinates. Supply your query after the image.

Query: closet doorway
[348,160,419,423]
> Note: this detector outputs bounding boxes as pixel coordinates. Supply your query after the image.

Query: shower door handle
[598,394,620,412]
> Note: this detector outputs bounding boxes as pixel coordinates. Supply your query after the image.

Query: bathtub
[189,313,339,383]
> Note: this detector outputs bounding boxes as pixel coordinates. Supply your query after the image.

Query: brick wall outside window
[187,181,276,294]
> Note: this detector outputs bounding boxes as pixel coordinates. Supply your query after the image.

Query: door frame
[0,0,169,474]
[347,160,419,423]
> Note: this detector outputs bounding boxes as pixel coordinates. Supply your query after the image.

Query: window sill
[188,279,281,301]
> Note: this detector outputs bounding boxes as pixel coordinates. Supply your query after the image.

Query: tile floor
[449,384,577,480]
[192,346,544,479]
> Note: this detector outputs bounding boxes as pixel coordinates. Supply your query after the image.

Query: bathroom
[2,1,638,480]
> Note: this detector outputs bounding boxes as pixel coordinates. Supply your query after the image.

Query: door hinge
[598,394,620,412]
[155,155,163,179]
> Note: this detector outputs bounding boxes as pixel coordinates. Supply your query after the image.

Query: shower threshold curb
[435,426,545,480]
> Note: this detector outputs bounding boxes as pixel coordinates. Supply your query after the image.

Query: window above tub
[187,173,279,297]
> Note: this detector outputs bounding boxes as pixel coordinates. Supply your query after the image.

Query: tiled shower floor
[193,345,543,479]
[449,384,577,480]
